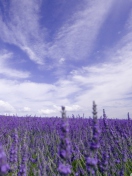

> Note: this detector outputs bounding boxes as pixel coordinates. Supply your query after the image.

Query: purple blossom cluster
[0,143,10,175]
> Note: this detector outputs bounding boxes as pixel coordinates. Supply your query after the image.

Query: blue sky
[0,0,132,119]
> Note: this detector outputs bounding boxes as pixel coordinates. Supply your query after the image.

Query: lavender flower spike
[58,106,72,175]
[86,101,100,175]
[103,109,107,119]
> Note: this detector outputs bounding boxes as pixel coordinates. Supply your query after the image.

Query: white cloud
[0,51,13,63]
[0,77,83,117]
[0,100,16,113]
[38,108,56,115]
[23,107,31,112]
[65,105,82,112]
[53,104,82,112]
[22,46,45,65]
[37,104,82,116]
[54,79,82,99]
[59,58,65,64]
[69,55,132,117]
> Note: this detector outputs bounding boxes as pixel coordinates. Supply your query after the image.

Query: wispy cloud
[47,0,114,62]
[0,0,47,64]
[0,50,30,78]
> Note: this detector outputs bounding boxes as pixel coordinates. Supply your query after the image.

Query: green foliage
[124,159,132,176]
[70,156,86,175]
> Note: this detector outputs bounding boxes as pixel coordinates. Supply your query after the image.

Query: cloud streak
[0,50,30,78]
[0,0,47,65]
[47,0,115,62]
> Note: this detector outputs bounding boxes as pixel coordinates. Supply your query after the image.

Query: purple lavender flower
[86,101,100,175]
[86,157,98,166]
[57,106,72,175]
[30,158,37,164]
[0,143,10,175]
[119,169,124,176]
[98,149,109,174]
[18,131,28,176]
[91,101,100,152]
[9,128,19,173]
[58,163,72,175]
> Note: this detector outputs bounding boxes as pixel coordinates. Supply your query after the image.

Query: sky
[0,0,132,119]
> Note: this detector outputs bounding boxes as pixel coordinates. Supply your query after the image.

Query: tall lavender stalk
[98,109,109,175]
[103,109,107,119]
[9,128,19,175]
[18,131,28,176]
[57,106,72,175]
[127,112,130,120]
[85,101,100,175]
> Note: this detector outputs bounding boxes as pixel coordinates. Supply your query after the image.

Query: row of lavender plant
[0,101,132,175]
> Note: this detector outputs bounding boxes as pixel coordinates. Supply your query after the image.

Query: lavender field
[0,101,132,176]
